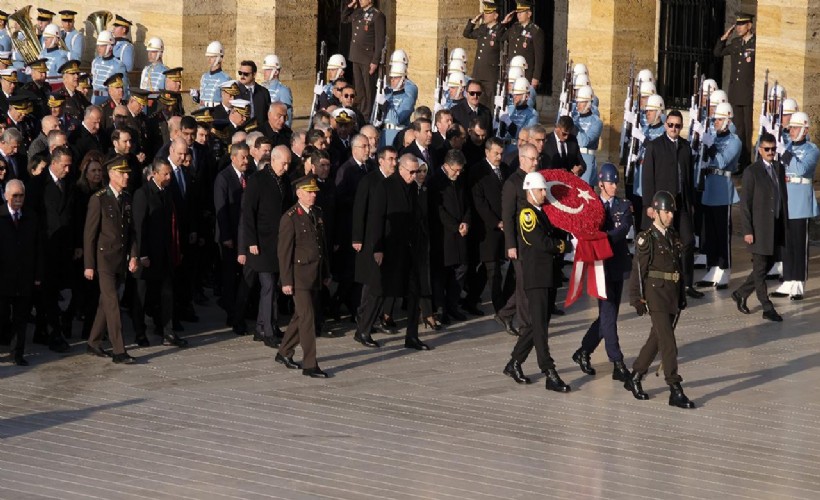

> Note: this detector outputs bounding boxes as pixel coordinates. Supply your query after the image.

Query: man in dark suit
[83,155,138,364]
[237,60,271,127]
[430,109,453,157]
[542,116,586,175]
[69,106,107,178]
[258,102,293,148]
[0,180,43,366]
[214,143,251,335]
[401,118,436,168]
[732,133,789,322]
[243,145,292,346]
[327,109,356,169]
[0,128,26,182]
[132,158,187,348]
[342,0,386,120]
[450,80,493,133]
[641,109,703,300]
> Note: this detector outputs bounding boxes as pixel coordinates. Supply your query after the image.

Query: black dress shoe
[612,361,630,382]
[447,309,468,322]
[685,286,705,299]
[668,382,695,409]
[716,284,729,290]
[769,291,789,298]
[252,332,264,341]
[381,315,398,328]
[376,318,398,335]
[765,273,781,281]
[275,353,302,369]
[544,368,570,393]
[762,309,783,322]
[731,291,751,314]
[112,352,136,364]
[48,337,71,353]
[135,335,150,347]
[86,345,112,358]
[263,336,282,348]
[790,294,804,301]
[353,334,380,348]
[462,303,485,316]
[695,280,715,288]
[303,366,330,378]
[13,356,29,366]
[404,338,431,350]
[503,360,532,384]
[163,334,189,347]
[493,314,519,336]
[572,349,596,375]
[624,370,649,400]
[550,307,565,316]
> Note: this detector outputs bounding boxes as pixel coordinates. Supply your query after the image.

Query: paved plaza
[1,247,820,499]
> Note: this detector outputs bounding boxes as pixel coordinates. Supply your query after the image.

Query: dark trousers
[433,264,466,315]
[510,287,554,372]
[782,218,809,281]
[278,289,318,369]
[633,311,682,385]
[466,259,508,312]
[356,284,383,337]
[676,207,695,288]
[498,259,531,335]
[733,104,752,168]
[221,246,251,326]
[0,295,31,356]
[703,204,732,269]
[88,271,126,355]
[404,267,421,342]
[132,274,174,338]
[352,62,376,120]
[580,278,625,362]
[256,272,280,337]
[735,253,775,312]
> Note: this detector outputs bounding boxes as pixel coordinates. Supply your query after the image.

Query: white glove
[313,84,324,96]
[494,95,504,108]
[701,132,715,147]
[376,93,387,105]
[624,111,637,127]
[631,126,645,142]
[189,89,199,99]
[776,142,787,155]
[624,97,632,110]
[693,120,706,136]
[689,107,698,120]
[500,112,511,126]
[559,91,567,104]
[433,103,444,113]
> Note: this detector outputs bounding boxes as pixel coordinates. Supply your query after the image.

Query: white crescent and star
[544,181,596,215]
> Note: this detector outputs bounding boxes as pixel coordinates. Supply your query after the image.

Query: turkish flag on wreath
[539,169,613,307]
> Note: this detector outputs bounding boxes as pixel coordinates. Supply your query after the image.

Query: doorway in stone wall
[499,0,555,95]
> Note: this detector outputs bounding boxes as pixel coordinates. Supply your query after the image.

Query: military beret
[58,60,82,74]
[104,155,131,173]
[113,15,133,28]
[294,175,320,192]
[104,73,125,88]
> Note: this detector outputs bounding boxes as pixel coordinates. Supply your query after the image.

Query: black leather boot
[572,349,596,375]
[624,370,649,400]
[612,361,630,382]
[503,359,532,384]
[668,382,695,409]
[544,368,570,393]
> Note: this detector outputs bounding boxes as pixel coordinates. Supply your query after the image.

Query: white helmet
[575,85,594,102]
[523,172,548,190]
[709,89,728,105]
[702,78,718,94]
[448,59,467,74]
[639,81,656,97]
[768,84,785,100]
[389,62,407,78]
[96,30,115,46]
[146,37,164,52]
[390,49,409,65]
[511,77,530,96]
[509,55,528,70]
[327,54,347,70]
[450,48,467,64]
[714,102,734,119]
[788,111,810,128]
[206,41,224,57]
[573,63,588,76]
[43,24,60,38]
[573,73,590,90]
[447,71,466,89]
[263,54,281,70]
[645,94,665,111]
[507,66,525,83]
[637,69,654,85]
[782,98,799,115]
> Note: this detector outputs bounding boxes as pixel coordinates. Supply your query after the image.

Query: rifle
[558,50,572,117]
[687,63,702,153]
[308,41,327,127]
[434,39,448,112]
[618,55,636,164]
[694,91,712,191]
[624,66,642,183]
[492,39,509,138]
[370,35,389,127]
[773,84,785,160]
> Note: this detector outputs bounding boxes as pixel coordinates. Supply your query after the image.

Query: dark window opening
[499,0,555,95]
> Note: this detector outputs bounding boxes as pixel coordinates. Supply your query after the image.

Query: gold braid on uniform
[519,208,536,245]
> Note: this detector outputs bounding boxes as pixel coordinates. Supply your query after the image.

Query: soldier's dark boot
[624,370,649,400]
[572,349,596,375]
[503,359,532,384]
[544,368,571,393]
[668,382,695,409]
[612,360,630,382]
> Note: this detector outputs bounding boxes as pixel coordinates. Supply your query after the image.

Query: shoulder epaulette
[285,206,298,217]
[636,228,652,249]
[94,188,107,197]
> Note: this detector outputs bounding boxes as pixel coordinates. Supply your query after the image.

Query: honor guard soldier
[55,60,90,120]
[770,113,819,301]
[500,77,537,140]
[342,0,386,121]
[101,74,127,132]
[695,102,741,290]
[572,163,633,383]
[0,69,18,115]
[0,11,11,52]
[59,11,83,62]
[40,24,69,78]
[626,190,695,409]
[48,94,79,135]
[463,1,508,108]
[317,54,347,110]
[572,85,603,185]
[91,31,130,106]
[638,80,657,128]
[570,72,600,117]
[714,13,755,168]
[443,64,467,110]
[502,172,572,392]
[84,155,139,364]
[390,50,418,103]
[140,37,169,91]
[197,41,230,108]
[504,64,535,109]
[5,95,38,148]
[276,175,332,378]
[112,15,135,72]
[377,63,416,148]
[631,94,666,216]
[261,54,294,126]
[22,59,50,119]
[500,0,545,87]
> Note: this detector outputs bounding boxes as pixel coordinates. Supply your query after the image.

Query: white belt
[704,167,732,178]
[383,123,404,130]
[786,176,812,185]
[579,147,596,155]
[93,90,108,97]
[201,101,216,108]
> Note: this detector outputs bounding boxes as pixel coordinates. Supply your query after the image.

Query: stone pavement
[2,251,820,499]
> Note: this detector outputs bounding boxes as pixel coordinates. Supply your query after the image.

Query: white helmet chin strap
[211,56,223,70]
[717,119,729,133]
[796,127,808,142]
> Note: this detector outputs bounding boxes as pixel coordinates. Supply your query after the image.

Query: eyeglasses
[761,146,776,152]
[402,167,419,175]
[666,123,683,129]
[468,91,482,96]
[334,87,345,92]
[521,156,538,161]
[342,93,356,98]
[237,71,252,77]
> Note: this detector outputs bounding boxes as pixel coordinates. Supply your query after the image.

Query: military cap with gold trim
[47,93,66,108]
[0,51,13,66]
[8,94,34,115]
[26,58,48,73]
[735,12,754,24]
[229,99,251,117]
[104,154,131,173]
[294,175,320,192]
[163,67,184,82]
[0,69,18,83]
[0,10,8,22]
[192,107,214,124]
[58,59,82,74]
[331,107,356,124]
[59,10,77,22]
[482,1,499,14]
[104,73,125,88]
[220,79,241,96]
[113,15,132,28]
[78,72,92,89]
[516,0,532,12]
[129,88,150,106]
[158,91,180,106]
[36,8,55,22]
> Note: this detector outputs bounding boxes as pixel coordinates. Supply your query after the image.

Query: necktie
[240,174,246,190]
[343,139,349,148]
[422,148,430,165]
[176,168,186,197]
[12,211,19,227]
[56,178,64,192]
[493,167,502,182]
[8,155,17,178]
[560,141,567,158]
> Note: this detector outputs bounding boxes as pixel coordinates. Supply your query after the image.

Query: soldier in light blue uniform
[444,70,466,111]
[39,24,69,78]
[261,54,294,127]
[111,15,135,72]
[140,37,168,91]
[572,85,603,185]
[59,11,83,62]
[91,31,130,106]
[0,12,12,52]
[390,50,419,107]
[771,112,820,300]
[500,77,538,141]
[198,41,231,108]
[505,66,536,109]
[377,63,416,147]
[569,73,599,117]
[633,94,666,199]
[706,90,737,135]
[695,102,741,289]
